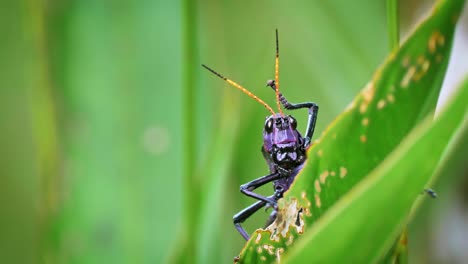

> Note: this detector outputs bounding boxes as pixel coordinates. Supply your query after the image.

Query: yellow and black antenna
[202,64,276,115]
[274,29,284,116]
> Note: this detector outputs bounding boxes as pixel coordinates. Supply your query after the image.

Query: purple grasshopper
[202,30,319,240]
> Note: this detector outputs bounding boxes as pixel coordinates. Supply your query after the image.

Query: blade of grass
[387,0,400,51]
[176,0,199,262]
[24,1,60,262]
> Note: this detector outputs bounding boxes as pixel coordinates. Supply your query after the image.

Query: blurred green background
[0,0,466,263]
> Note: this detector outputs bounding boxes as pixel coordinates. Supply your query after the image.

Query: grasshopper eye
[289,115,297,129]
[265,118,274,133]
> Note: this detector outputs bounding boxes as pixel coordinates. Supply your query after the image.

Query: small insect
[202,30,319,240]
[423,188,437,198]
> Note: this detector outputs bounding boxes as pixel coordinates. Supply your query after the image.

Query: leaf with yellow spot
[236,0,465,262]
[284,70,468,264]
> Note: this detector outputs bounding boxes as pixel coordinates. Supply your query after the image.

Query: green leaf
[284,73,468,263]
[237,0,464,262]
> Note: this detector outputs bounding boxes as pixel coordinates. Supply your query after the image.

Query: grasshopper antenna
[274,29,284,116]
[202,64,276,115]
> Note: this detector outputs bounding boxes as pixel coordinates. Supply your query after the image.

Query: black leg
[266,81,318,149]
[264,208,278,228]
[233,198,270,240]
[303,104,319,148]
[240,172,283,206]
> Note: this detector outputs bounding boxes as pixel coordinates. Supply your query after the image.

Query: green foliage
[238,0,464,262]
[284,77,467,263]
[0,0,466,263]
[194,1,389,263]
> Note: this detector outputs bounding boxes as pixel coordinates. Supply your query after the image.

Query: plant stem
[387,0,400,51]
[182,0,198,262]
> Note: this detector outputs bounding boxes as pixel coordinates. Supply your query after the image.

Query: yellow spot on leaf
[314,179,321,193]
[428,31,444,54]
[330,171,336,176]
[362,82,375,102]
[319,171,329,184]
[340,167,348,178]
[436,54,443,63]
[401,66,416,88]
[373,67,383,82]
[317,149,323,157]
[359,82,375,114]
[422,60,430,73]
[360,103,368,114]
[315,194,321,208]
[362,118,369,126]
[276,248,284,263]
[428,32,438,53]
[255,233,262,244]
[263,244,275,255]
[286,234,294,246]
[360,135,367,143]
[301,191,311,207]
[345,100,356,111]
[412,58,431,82]
[377,99,386,109]
[260,256,266,261]
[257,246,262,253]
[387,94,395,104]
